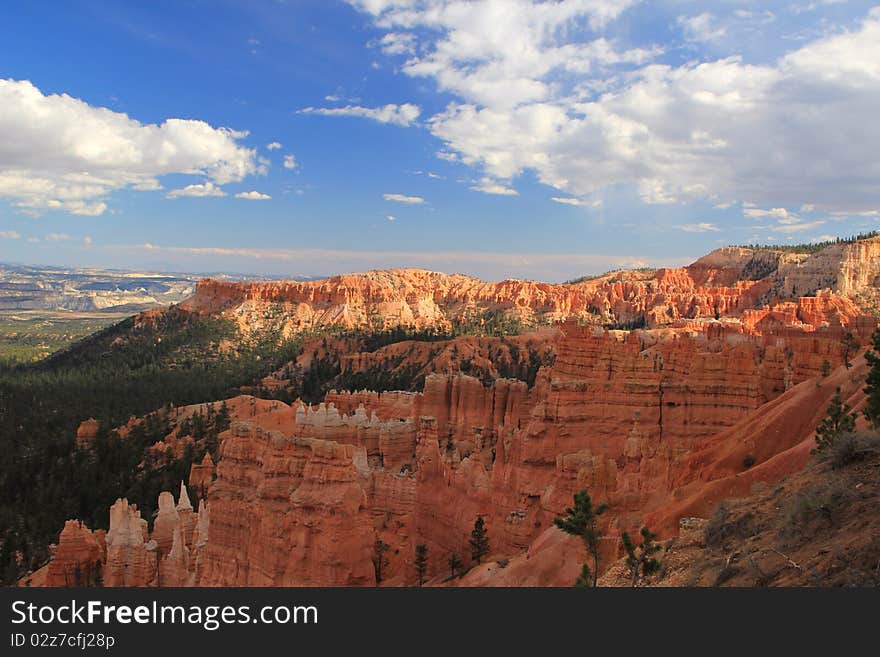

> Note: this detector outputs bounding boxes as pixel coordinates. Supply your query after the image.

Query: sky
[1,0,879,282]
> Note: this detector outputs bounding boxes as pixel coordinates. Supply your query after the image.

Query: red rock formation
[39,238,880,587]
[197,423,375,586]
[177,253,800,335]
[189,452,215,494]
[104,499,154,587]
[45,521,105,586]
[75,418,100,450]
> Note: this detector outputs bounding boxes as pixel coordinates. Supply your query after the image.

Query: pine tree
[469,516,490,564]
[215,400,231,434]
[814,388,856,454]
[448,552,462,578]
[842,332,860,369]
[621,526,662,587]
[414,543,428,586]
[554,489,608,587]
[573,564,592,588]
[821,359,831,378]
[864,328,880,429]
[372,537,390,585]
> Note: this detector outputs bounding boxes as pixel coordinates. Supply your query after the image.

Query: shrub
[779,478,853,541]
[705,504,753,547]
[824,431,880,469]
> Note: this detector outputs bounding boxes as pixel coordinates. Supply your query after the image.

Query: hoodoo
[27,237,880,587]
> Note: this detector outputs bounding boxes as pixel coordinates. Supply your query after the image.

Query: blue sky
[1,0,879,281]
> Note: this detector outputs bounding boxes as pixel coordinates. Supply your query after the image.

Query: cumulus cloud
[350,1,649,109]
[267,141,282,151]
[469,177,518,196]
[350,3,880,214]
[234,191,271,200]
[299,103,421,127]
[384,193,424,204]
[0,78,262,215]
[166,182,226,198]
[283,154,297,170]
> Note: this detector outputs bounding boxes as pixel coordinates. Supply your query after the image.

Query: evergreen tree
[554,489,608,587]
[215,400,231,434]
[573,564,592,588]
[372,537,390,585]
[842,332,860,369]
[864,328,880,429]
[469,516,490,564]
[448,553,462,578]
[814,388,856,454]
[414,543,428,586]
[621,526,662,587]
[821,359,831,378]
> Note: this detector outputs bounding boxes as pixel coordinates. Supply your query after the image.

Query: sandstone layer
[36,237,880,587]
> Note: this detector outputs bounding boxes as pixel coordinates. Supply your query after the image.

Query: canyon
[28,237,880,587]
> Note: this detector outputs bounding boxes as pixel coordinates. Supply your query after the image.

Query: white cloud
[744,207,792,219]
[742,205,825,233]
[0,230,21,239]
[470,177,518,196]
[299,103,421,127]
[351,4,880,214]
[166,182,226,198]
[386,215,396,221]
[0,78,262,215]
[83,236,93,245]
[771,220,825,233]
[350,1,649,109]
[551,197,588,206]
[283,154,297,170]
[677,223,720,233]
[384,193,424,204]
[678,13,727,42]
[46,232,73,241]
[379,32,416,55]
[267,141,282,151]
[235,191,271,200]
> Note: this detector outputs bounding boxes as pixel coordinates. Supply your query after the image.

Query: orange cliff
[176,239,880,337]
[34,238,880,587]
[44,311,874,587]
[177,253,785,335]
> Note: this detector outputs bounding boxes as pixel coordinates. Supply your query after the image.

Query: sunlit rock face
[37,239,880,586]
